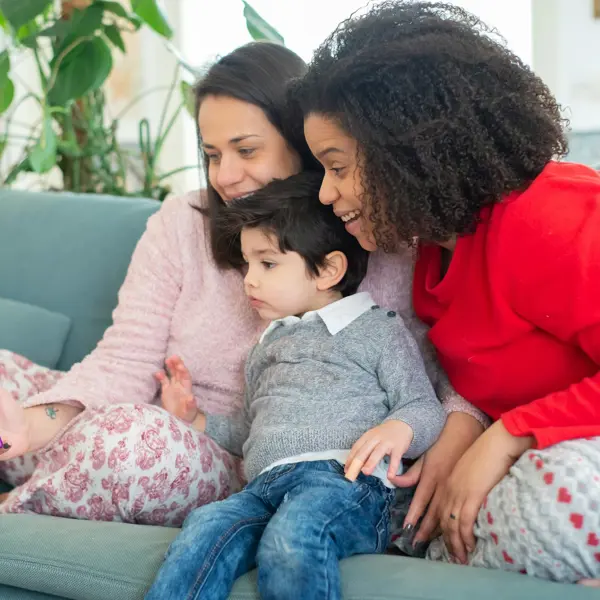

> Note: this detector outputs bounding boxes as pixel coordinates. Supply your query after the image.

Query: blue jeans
[145,460,395,600]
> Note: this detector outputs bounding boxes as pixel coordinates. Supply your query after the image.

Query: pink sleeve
[437,372,491,429]
[24,194,186,410]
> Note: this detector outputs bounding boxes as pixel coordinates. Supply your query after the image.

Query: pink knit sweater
[26,192,486,424]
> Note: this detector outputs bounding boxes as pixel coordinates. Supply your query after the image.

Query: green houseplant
[0,0,283,200]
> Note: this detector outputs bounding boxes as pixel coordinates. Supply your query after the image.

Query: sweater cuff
[439,387,491,430]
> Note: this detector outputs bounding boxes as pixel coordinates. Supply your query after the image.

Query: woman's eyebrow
[317,147,344,160]
[203,135,262,150]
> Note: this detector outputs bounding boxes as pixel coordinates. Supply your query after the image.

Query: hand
[345,420,413,481]
[393,412,485,546]
[439,420,534,564]
[155,355,197,423]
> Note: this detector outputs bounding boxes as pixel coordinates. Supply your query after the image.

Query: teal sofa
[0,189,594,600]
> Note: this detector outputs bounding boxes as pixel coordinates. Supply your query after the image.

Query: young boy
[146,172,446,600]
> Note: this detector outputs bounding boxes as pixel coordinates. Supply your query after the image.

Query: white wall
[451,0,532,65]
[532,0,600,132]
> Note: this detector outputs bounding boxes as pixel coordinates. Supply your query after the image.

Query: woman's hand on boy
[155,355,198,424]
[345,420,414,482]
[395,412,484,547]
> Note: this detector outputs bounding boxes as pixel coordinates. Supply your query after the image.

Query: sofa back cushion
[0,189,160,370]
[0,297,72,368]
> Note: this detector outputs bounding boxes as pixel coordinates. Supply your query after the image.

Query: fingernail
[402,523,414,533]
[466,545,473,553]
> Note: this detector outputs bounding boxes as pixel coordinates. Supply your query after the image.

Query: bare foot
[0,389,29,460]
[578,579,600,587]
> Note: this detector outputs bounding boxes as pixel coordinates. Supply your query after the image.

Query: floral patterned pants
[0,351,243,527]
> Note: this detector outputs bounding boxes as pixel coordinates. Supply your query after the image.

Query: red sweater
[413,161,600,449]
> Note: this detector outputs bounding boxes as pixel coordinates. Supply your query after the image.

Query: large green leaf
[180,80,195,118]
[0,50,9,79]
[104,24,125,52]
[243,2,283,44]
[75,3,105,37]
[53,5,105,56]
[0,51,13,113]
[48,37,113,106]
[0,0,52,30]
[0,78,14,114]
[131,0,172,39]
[29,112,57,173]
[16,20,40,44]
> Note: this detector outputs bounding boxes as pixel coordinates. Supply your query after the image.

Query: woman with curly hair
[295,0,600,585]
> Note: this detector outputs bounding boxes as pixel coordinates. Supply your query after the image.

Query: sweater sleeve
[401,312,491,428]
[204,345,255,456]
[23,193,190,411]
[204,393,251,457]
[500,178,600,448]
[377,316,447,458]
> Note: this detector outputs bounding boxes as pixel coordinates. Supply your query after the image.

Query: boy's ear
[316,251,348,292]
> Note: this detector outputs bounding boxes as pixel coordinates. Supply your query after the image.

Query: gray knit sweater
[205,294,446,482]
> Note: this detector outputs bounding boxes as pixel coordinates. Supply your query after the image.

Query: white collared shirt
[259,292,376,344]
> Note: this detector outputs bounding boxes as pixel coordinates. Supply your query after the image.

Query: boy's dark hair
[214,171,369,297]
[292,1,568,250]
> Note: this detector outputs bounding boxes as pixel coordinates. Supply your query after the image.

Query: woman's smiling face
[304,113,377,251]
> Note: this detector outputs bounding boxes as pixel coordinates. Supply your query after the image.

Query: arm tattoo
[45,406,58,420]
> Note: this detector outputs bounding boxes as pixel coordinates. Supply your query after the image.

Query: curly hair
[293,1,568,248]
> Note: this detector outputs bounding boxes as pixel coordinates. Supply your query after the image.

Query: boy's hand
[155,355,198,423]
[345,420,414,482]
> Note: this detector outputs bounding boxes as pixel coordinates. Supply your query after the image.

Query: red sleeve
[500,165,600,448]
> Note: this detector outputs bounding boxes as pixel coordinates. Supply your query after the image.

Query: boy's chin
[256,306,295,322]
[256,307,280,321]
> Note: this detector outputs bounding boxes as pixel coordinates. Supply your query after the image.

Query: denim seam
[310,482,376,596]
[187,513,271,600]
[374,489,395,552]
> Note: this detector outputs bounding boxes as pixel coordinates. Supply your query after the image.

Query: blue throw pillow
[0,297,72,369]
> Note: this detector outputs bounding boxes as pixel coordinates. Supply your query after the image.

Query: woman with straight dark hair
[0,42,318,523]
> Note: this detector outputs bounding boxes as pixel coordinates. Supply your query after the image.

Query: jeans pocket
[262,462,298,483]
[327,460,346,476]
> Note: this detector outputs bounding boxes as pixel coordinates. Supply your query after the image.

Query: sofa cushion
[0,514,595,600]
[0,297,71,369]
[0,190,160,371]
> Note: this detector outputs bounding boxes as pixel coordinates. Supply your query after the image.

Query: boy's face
[241,228,321,321]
